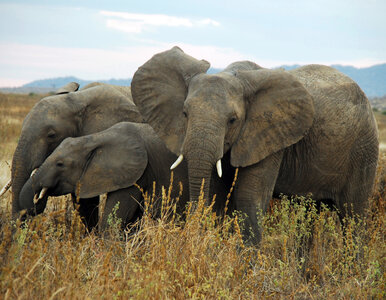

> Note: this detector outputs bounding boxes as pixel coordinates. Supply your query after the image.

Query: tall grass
[0,166,384,299]
[0,93,45,217]
[0,93,385,299]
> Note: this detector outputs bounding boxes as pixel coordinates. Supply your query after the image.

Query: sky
[0,0,385,87]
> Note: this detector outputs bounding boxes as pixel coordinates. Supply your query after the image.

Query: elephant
[8,82,144,230]
[18,122,228,230]
[131,46,379,244]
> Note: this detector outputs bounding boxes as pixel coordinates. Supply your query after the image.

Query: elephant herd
[1,46,379,244]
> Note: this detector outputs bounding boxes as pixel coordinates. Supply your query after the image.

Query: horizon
[2,62,383,89]
[0,0,385,88]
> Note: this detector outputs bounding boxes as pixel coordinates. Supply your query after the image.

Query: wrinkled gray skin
[12,82,143,230]
[131,46,379,244]
[19,122,228,229]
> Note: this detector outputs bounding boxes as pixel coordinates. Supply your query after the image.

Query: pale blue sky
[0,0,385,87]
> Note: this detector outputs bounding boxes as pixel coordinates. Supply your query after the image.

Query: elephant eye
[183,111,188,118]
[47,131,56,139]
[56,161,64,167]
[228,116,237,125]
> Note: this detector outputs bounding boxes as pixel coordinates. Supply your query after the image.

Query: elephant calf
[18,122,228,230]
[10,82,144,230]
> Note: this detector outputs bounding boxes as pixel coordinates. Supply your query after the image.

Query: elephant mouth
[170,154,223,178]
[30,168,39,177]
[32,182,63,204]
[33,187,48,204]
[29,166,46,204]
[30,169,59,205]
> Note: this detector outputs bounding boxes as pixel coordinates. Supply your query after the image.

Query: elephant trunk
[187,155,214,204]
[11,138,46,218]
[184,125,224,204]
[18,169,48,215]
[11,143,31,217]
[19,176,36,210]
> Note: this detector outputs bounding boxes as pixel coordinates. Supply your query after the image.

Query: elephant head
[131,46,314,204]
[11,83,143,218]
[18,122,148,214]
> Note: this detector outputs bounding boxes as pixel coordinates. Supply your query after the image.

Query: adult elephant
[131,46,379,243]
[8,82,143,230]
[18,122,227,229]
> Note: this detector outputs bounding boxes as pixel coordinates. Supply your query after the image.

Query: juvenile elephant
[18,122,227,230]
[8,82,143,229]
[131,46,379,243]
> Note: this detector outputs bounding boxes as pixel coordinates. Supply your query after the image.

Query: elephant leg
[336,160,377,221]
[72,195,100,232]
[234,151,284,244]
[100,186,142,232]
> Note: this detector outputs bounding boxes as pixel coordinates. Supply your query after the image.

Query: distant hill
[332,64,386,98]
[280,64,386,98]
[22,76,131,89]
[1,64,385,100]
[0,77,131,94]
[371,95,386,111]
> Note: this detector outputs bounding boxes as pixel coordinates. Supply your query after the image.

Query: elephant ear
[231,69,315,167]
[56,82,80,94]
[223,61,263,74]
[77,124,148,198]
[131,46,210,154]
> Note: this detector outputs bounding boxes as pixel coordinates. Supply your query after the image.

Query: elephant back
[289,65,369,107]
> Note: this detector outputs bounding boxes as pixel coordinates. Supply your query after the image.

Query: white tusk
[39,187,48,201]
[216,159,222,178]
[0,179,12,198]
[30,168,38,177]
[39,187,48,200]
[170,154,184,170]
[34,187,48,204]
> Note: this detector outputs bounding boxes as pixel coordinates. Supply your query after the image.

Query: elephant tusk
[216,159,222,178]
[30,168,38,177]
[170,154,184,170]
[34,187,48,204]
[33,193,39,204]
[39,187,48,200]
[0,179,12,198]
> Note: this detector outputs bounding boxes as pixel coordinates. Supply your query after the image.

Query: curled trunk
[18,169,48,215]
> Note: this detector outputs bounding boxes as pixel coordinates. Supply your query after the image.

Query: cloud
[105,19,144,34]
[197,19,221,27]
[0,42,384,87]
[0,43,163,82]
[0,42,245,86]
[100,10,219,33]
[0,78,29,88]
[169,43,249,68]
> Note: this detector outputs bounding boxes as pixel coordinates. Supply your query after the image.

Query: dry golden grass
[374,111,386,151]
[0,93,45,194]
[0,93,385,299]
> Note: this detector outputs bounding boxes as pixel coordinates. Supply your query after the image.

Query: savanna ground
[0,92,384,299]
